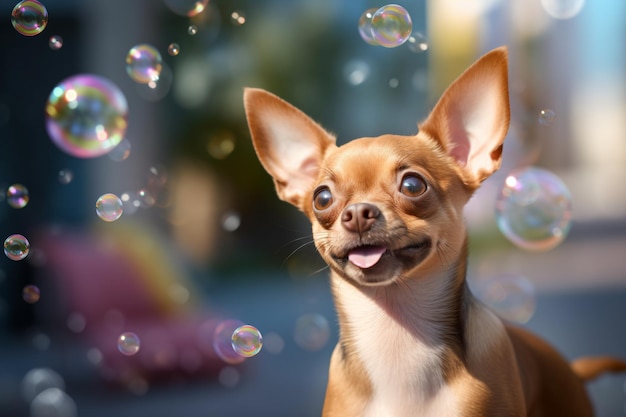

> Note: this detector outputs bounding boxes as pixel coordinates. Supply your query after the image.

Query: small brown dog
[244,47,626,416]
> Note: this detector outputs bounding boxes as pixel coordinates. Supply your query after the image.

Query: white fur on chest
[336,277,463,417]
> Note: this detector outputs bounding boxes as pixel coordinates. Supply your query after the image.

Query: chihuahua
[244,47,626,416]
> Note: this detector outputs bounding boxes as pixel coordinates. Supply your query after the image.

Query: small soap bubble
[358,8,379,45]
[30,387,77,417]
[22,285,40,304]
[7,184,29,208]
[167,43,180,56]
[11,0,48,36]
[294,313,330,352]
[343,59,370,86]
[58,169,73,184]
[117,332,140,355]
[540,0,585,20]
[371,4,413,48]
[135,63,173,102]
[187,25,198,35]
[4,234,30,261]
[163,0,208,17]
[407,32,428,53]
[231,324,263,358]
[212,319,246,364]
[107,138,131,162]
[48,35,63,50]
[126,44,163,84]
[45,74,128,158]
[538,108,556,126]
[476,274,536,324]
[95,193,123,222]
[230,10,246,26]
[495,166,572,251]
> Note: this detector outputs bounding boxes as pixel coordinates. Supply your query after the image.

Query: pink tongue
[348,246,386,269]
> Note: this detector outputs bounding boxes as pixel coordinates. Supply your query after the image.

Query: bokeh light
[212,319,246,364]
[294,313,330,352]
[45,74,128,158]
[48,35,63,50]
[21,368,65,402]
[538,108,556,126]
[58,169,73,184]
[163,0,208,17]
[371,4,413,48]
[6,184,29,208]
[126,44,163,84]
[22,284,40,304]
[11,0,48,36]
[230,11,246,26]
[407,32,428,53]
[4,234,30,261]
[187,25,198,35]
[343,59,370,86]
[167,43,180,56]
[117,332,141,356]
[95,193,123,222]
[496,166,572,251]
[30,388,77,417]
[475,274,536,324]
[231,324,263,357]
[540,0,585,20]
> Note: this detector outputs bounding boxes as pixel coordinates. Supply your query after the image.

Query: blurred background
[0,0,625,416]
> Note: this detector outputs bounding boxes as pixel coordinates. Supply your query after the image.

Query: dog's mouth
[338,239,432,272]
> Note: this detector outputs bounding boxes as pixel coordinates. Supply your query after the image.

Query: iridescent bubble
[187,25,198,35]
[58,169,73,184]
[495,167,572,251]
[7,184,29,208]
[45,74,128,158]
[163,0,208,17]
[95,193,123,222]
[475,274,536,324]
[107,138,131,162]
[407,32,428,53]
[167,43,180,56]
[230,10,246,26]
[212,319,246,364]
[358,8,379,45]
[11,0,48,36]
[540,0,585,20]
[21,368,65,402]
[126,44,163,84]
[22,285,40,304]
[4,234,30,261]
[538,108,555,126]
[48,35,63,50]
[30,387,77,417]
[294,313,330,352]
[231,324,263,358]
[371,4,413,48]
[117,332,140,355]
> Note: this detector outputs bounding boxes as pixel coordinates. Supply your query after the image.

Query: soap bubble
[135,63,173,102]
[45,74,128,158]
[117,332,140,355]
[11,0,48,36]
[187,25,198,35]
[475,274,536,324]
[212,319,246,364]
[49,35,63,50]
[58,169,73,184]
[107,138,131,162]
[358,8,379,45]
[538,108,555,126]
[163,0,208,17]
[231,324,263,357]
[21,368,65,402]
[167,43,180,56]
[371,4,413,48]
[30,387,77,417]
[540,0,585,20]
[95,193,123,222]
[23,285,40,304]
[126,44,162,84]
[7,184,29,208]
[495,167,572,251]
[4,234,30,261]
[407,32,428,53]
[294,313,330,351]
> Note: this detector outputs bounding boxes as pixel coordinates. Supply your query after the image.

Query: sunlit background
[1,0,625,416]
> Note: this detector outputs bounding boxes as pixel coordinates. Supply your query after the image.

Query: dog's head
[244,47,509,286]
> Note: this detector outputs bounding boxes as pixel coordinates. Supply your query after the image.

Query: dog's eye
[313,187,333,211]
[400,175,427,197]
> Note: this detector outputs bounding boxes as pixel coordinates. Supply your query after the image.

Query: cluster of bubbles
[358,5,413,48]
[495,166,572,252]
[4,234,30,261]
[11,0,48,36]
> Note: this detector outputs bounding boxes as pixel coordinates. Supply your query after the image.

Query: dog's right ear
[244,88,336,209]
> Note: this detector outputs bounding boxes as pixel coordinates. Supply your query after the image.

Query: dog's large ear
[419,47,510,185]
[244,88,336,209]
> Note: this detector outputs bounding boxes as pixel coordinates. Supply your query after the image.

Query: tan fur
[243,47,626,416]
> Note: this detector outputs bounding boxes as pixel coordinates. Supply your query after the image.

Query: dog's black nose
[341,203,380,233]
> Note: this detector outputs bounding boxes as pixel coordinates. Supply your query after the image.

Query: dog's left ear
[419,47,510,185]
